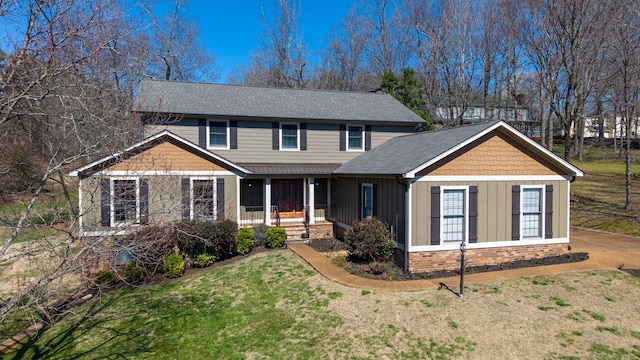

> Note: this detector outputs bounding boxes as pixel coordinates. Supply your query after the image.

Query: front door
[272,179,303,215]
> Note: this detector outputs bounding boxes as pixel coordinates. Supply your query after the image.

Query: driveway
[288,227,640,291]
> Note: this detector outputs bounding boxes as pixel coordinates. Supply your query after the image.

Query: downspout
[397,176,410,273]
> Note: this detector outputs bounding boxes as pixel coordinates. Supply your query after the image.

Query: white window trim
[190,177,217,221]
[361,183,373,219]
[520,185,545,240]
[206,119,230,150]
[347,125,365,152]
[440,186,469,245]
[110,177,140,227]
[279,122,300,151]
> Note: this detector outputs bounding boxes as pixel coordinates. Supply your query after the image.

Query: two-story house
[70,80,584,273]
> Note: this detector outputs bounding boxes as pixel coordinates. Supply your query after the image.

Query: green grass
[583,309,606,322]
[569,148,640,236]
[5,252,473,359]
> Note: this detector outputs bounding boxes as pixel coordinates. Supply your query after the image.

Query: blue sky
[189,1,354,82]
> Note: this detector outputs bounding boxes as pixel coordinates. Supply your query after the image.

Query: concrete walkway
[287,227,640,291]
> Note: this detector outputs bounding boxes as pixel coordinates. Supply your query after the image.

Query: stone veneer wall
[407,243,568,273]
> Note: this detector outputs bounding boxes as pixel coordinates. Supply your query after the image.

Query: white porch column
[308,178,315,224]
[265,178,271,225]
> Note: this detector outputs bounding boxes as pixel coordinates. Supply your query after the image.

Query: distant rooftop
[134,79,426,124]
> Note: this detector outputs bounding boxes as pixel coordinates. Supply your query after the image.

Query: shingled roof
[334,121,584,178]
[134,79,426,124]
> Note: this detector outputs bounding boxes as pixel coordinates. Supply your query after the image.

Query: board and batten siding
[331,177,407,247]
[410,180,568,247]
[146,119,416,164]
[81,174,238,233]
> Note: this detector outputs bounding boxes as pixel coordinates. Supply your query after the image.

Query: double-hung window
[347,125,364,151]
[442,188,466,243]
[280,123,299,150]
[521,187,543,238]
[191,179,216,221]
[112,179,139,225]
[208,120,229,149]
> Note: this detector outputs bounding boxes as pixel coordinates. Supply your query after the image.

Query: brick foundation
[407,243,568,273]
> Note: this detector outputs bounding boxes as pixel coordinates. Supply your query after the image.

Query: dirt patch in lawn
[308,238,590,281]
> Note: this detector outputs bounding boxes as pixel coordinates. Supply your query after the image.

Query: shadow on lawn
[11,292,152,359]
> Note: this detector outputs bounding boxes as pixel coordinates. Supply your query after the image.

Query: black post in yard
[459,241,466,299]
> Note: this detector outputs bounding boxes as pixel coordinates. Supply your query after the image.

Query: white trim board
[415,175,570,182]
[98,170,237,176]
[409,238,569,252]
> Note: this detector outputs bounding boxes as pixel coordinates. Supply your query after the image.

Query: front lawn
[570,148,640,236]
[6,250,640,359]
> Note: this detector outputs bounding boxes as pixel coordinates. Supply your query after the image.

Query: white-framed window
[280,123,299,150]
[207,120,229,149]
[347,125,364,151]
[361,183,373,219]
[111,178,140,226]
[441,187,467,243]
[521,186,544,239]
[191,178,217,221]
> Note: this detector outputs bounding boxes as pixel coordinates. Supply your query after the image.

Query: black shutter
[217,178,225,220]
[468,186,478,243]
[372,183,378,217]
[339,124,346,151]
[365,125,372,151]
[181,178,190,221]
[272,122,279,150]
[198,119,207,148]
[230,120,238,149]
[300,123,307,151]
[100,178,111,227]
[545,185,553,239]
[512,185,520,240]
[430,186,440,245]
[140,178,149,225]
[358,182,362,219]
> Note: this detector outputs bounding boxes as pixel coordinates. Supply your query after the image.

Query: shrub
[237,227,255,254]
[253,223,269,247]
[163,253,185,278]
[118,225,175,276]
[345,217,395,262]
[265,227,286,248]
[194,252,216,268]
[368,261,392,275]
[123,262,144,284]
[93,269,114,286]
[173,220,238,261]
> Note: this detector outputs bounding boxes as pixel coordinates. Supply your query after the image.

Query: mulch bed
[308,238,596,281]
[622,269,640,278]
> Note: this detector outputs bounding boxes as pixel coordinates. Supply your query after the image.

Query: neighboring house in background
[579,115,639,139]
[70,80,584,273]
[432,99,539,137]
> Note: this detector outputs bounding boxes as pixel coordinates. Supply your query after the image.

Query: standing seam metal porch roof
[134,79,426,124]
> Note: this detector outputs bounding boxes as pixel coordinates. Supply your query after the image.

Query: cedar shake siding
[145,119,417,164]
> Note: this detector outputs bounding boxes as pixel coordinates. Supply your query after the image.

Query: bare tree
[139,0,217,81]
[607,0,640,210]
[235,0,308,88]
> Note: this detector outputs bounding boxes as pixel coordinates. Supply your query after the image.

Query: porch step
[279,221,334,241]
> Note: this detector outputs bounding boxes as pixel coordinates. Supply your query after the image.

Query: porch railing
[313,204,327,222]
[239,206,265,226]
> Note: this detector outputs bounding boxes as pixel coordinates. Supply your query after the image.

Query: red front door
[272,179,303,214]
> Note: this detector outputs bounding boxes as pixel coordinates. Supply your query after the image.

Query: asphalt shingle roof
[134,79,425,124]
[334,121,500,176]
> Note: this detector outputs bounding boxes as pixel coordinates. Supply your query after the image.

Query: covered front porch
[239,177,329,226]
